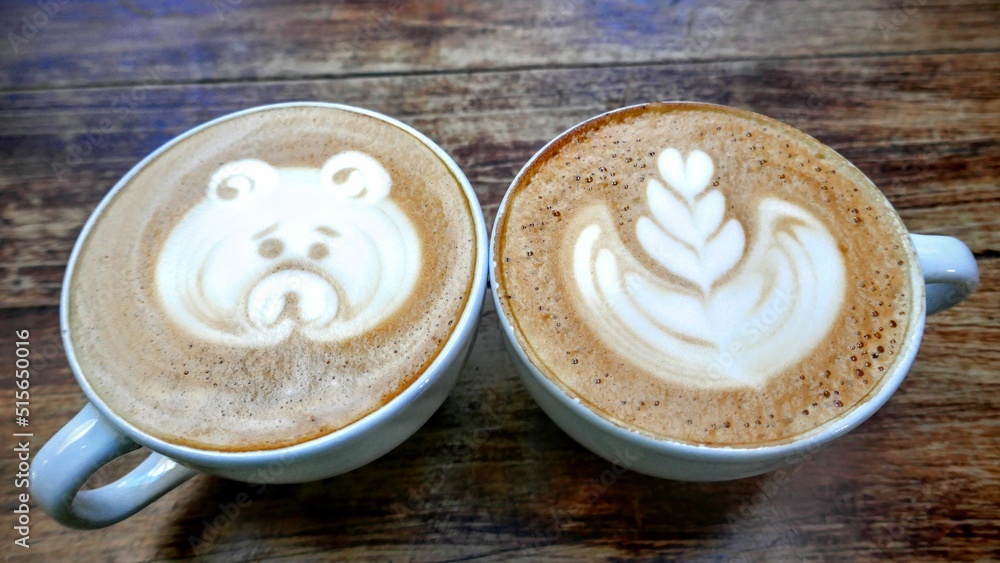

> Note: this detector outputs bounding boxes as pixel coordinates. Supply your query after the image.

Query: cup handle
[31,403,198,529]
[910,234,979,316]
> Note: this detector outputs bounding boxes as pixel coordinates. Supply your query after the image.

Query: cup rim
[60,101,489,466]
[489,101,928,461]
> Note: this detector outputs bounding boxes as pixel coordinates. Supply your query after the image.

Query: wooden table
[1,1,997,560]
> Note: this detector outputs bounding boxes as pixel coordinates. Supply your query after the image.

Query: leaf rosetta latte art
[571,148,846,388]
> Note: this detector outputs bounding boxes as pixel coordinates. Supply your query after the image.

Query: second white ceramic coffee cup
[490,103,979,481]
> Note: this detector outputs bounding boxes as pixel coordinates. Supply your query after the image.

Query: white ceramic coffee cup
[490,106,979,482]
[32,103,489,529]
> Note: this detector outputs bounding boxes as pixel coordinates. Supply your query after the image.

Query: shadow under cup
[31,102,489,528]
[489,102,978,481]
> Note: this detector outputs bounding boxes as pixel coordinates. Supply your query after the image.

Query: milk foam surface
[69,106,476,451]
[494,103,914,446]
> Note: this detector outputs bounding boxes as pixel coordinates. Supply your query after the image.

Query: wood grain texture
[0,0,998,561]
[1,0,998,91]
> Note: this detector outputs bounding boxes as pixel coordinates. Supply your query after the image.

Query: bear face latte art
[155,152,421,346]
[68,105,477,451]
[493,103,915,446]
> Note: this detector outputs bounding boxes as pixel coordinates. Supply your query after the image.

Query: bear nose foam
[247,270,339,329]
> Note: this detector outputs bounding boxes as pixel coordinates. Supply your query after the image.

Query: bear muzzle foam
[246,269,340,330]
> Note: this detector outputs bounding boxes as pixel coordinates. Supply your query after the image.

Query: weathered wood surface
[1,0,998,561]
[2,0,998,91]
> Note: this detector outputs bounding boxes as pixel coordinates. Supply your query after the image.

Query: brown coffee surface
[494,103,916,446]
[69,105,477,451]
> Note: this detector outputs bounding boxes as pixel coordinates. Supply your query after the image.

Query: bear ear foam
[321,151,391,203]
[207,159,278,202]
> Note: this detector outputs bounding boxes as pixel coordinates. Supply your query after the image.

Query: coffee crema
[68,105,477,451]
[493,103,915,446]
